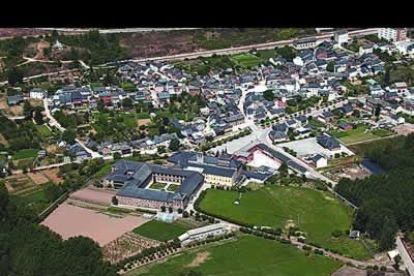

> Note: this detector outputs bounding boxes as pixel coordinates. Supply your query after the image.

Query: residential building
[317,134,341,151]
[30,88,47,99]
[7,95,24,106]
[378,28,408,42]
[311,154,328,168]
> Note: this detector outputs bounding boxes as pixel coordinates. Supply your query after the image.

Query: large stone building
[167,152,244,187]
[105,160,204,210]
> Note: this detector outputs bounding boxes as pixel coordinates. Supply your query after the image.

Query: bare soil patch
[137,118,151,127]
[395,123,414,136]
[0,133,9,147]
[70,187,116,206]
[42,168,63,183]
[41,203,148,246]
[27,172,49,184]
[185,251,211,268]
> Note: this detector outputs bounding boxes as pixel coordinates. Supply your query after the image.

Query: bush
[331,230,343,238]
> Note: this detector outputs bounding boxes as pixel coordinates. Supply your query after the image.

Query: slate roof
[109,160,204,203]
[317,134,341,150]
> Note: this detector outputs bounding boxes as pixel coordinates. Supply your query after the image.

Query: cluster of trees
[0,184,117,276]
[335,134,414,250]
[52,30,128,65]
[0,115,42,151]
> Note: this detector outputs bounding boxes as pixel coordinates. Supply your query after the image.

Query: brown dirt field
[34,40,50,60]
[28,98,44,107]
[0,99,8,109]
[137,118,151,127]
[395,123,414,136]
[185,252,211,268]
[27,172,49,185]
[70,187,116,206]
[42,168,63,183]
[41,203,149,246]
[0,133,9,147]
[8,105,23,116]
[45,144,58,154]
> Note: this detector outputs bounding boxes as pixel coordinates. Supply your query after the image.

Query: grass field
[331,125,393,145]
[36,125,52,138]
[92,162,113,179]
[231,53,263,68]
[199,186,369,260]
[12,186,52,214]
[149,182,167,190]
[133,220,191,242]
[167,184,180,192]
[13,149,38,160]
[129,235,342,276]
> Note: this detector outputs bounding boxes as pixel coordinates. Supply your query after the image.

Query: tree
[279,162,289,178]
[23,100,33,119]
[62,129,76,144]
[326,62,335,72]
[263,90,275,101]
[33,106,44,125]
[7,68,24,86]
[113,152,121,160]
[122,98,133,109]
[112,196,118,205]
[169,138,180,152]
[157,146,166,154]
[375,104,381,118]
[275,46,295,61]
[161,206,166,212]
[168,206,173,213]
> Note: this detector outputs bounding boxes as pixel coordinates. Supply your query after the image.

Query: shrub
[331,230,343,238]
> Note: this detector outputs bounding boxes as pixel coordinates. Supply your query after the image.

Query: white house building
[311,154,328,168]
[378,28,408,42]
[178,223,231,246]
[30,88,47,99]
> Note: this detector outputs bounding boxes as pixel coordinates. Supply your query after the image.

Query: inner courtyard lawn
[128,235,342,276]
[198,186,370,260]
[132,220,191,242]
[148,182,167,190]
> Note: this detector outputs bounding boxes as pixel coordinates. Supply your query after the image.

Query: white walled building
[178,223,231,246]
[30,88,47,99]
[378,28,408,42]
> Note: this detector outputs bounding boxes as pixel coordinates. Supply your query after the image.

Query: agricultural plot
[36,125,53,138]
[133,220,192,242]
[231,53,263,68]
[11,186,53,215]
[129,235,342,276]
[199,186,370,260]
[331,125,393,145]
[103,232,160,264]
[13,149,38,160]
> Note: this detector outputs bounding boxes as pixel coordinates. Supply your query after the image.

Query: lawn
[133,220,191,242]
[13,149,38,160]
[199,186,370,260]
[129,235,342,276]
[167,184,180,192]
[331,125,393,145]
[12,186,52,215]
[36,125,52,138]
[231,53,263,68]
[92,162,113,179]
[149,182,167,190]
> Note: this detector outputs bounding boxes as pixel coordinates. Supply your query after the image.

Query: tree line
[335,134,414,250]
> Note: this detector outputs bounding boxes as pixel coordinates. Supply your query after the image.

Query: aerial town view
[2,27,414,276]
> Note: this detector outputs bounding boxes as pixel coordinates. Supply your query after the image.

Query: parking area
[277,137,354,157]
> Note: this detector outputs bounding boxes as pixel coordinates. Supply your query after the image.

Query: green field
[36,125,52,138]
[167,184,180,192]
[129,235,342,276]
[331,125,393,145]
[231,53,263,68]
[149,182,167,190]
[92,162,113,179]
[12,187,52,215]
[199,186,369,260]
[133,220,191,242]
[13,149,38,160]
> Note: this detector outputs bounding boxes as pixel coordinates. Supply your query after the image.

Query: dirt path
[185,252,211,268]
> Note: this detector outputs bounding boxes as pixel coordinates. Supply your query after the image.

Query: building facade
[378,28,408,42]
